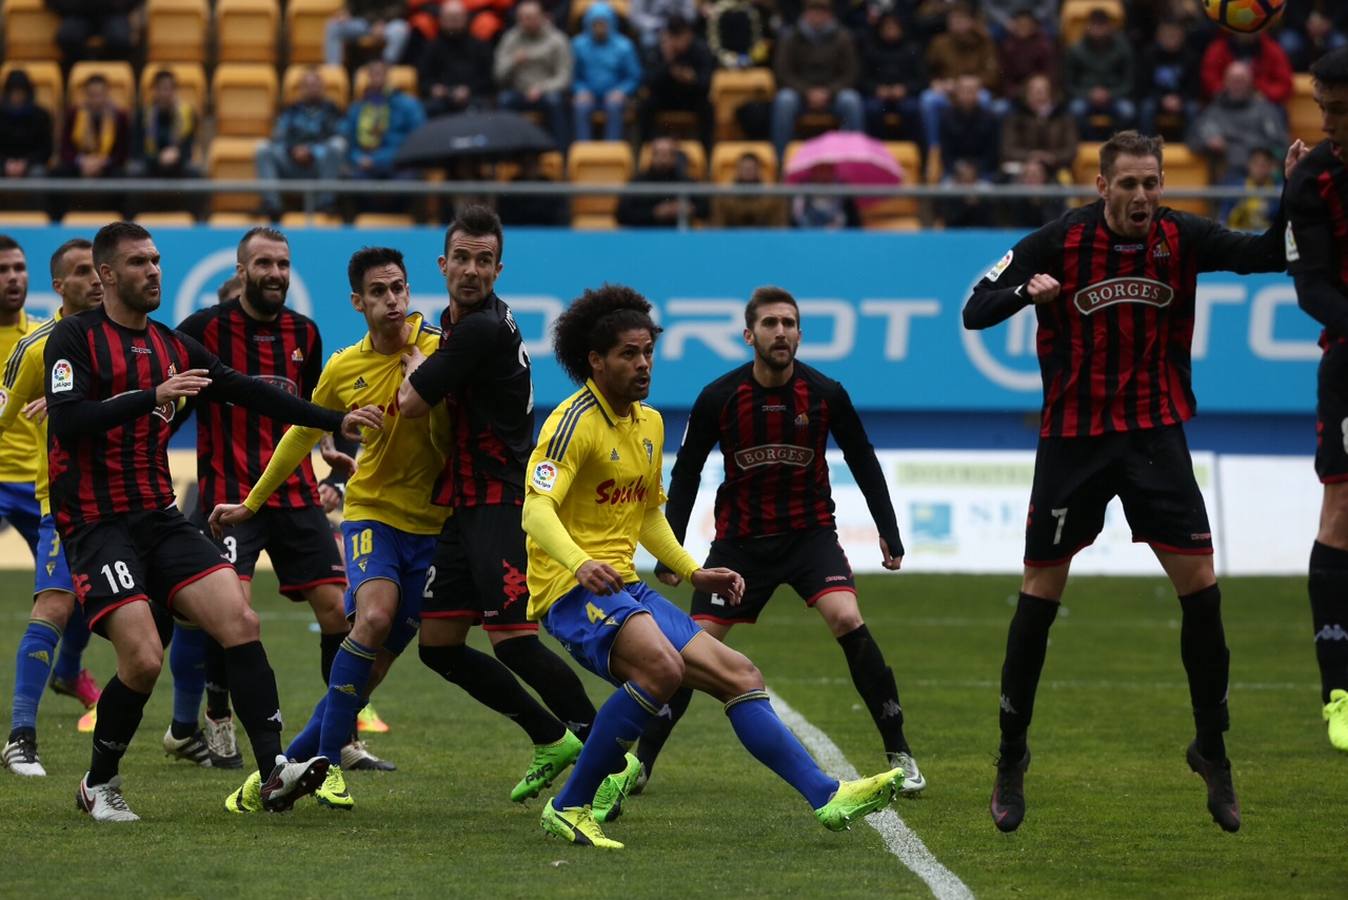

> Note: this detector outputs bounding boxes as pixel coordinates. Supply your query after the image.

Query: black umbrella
[395,111,556,166]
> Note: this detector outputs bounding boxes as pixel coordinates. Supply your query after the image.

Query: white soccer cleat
[889,751,927,796]
[259,755,330,812]
[341,739,396,772]
[203,714,243,769]
[76,773,140,822]
[3,733,47,777]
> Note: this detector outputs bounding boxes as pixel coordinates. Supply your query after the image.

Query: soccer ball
[1200,0,1287,34]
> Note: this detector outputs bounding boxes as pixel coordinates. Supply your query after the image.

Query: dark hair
[1099,130,1164,178]
[50,238,92,279]
[347,246,407,293]
[216,274,242,302]
[444,203,504,263]
[0,234,19,254]
[1312,47,1348,88]
[237,225,288,263]
[552,284,663,385]
[2,69,34,101]
[92,222,151,269]
[151,69,176,88]
[745,285,799,328]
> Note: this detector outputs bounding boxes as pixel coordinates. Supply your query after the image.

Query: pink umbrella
[784,131,906,207]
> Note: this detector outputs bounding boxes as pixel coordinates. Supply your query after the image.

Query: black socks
[837,624,910,755]
[419,643,566,745]
[998,592,1059,761]
[1179,584,1230,761]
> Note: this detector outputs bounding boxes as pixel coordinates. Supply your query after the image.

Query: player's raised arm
[825,379,904,566]
[1188,141,1309,275]
[962,226,1061,329]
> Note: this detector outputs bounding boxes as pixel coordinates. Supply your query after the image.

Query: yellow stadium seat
[208,137,265,213]
[1290,73,1322,146]
[282,65,351,109]
[135,212,198,227]
[217,0,280,64]
[710,141,777,184]
[207,212,267,227]
[138,64,207,116]
[568,0,632,32]
[68,62,136,111]
[568,141,635,228]
[61,211,125,227]
[711,68,774,141]
[1060,0,1125,48]
[280,212,342,227]
[1161,144,1211,217]
[352,65,419,100]
[353,213,415,227]
[859,141,922,230]
[1073,142,1105,186]
[637,140,706,181]
[0,212,51,226]
[3,0,60,62]
[146,0,209,63]
[287,0,345,65]
[212,65,279,138]
[0,62,63,117]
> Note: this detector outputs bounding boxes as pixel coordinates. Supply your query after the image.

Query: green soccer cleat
[814,767,901,832]
[225,770,262,814]
[315,765,354,811]
[540,799,624,849]
[511,730,583,803]
[593,752,644,824]
[1324,689,1348,752]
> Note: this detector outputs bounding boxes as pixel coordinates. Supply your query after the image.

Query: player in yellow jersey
[2,238,105,778]
[523,285,904,849]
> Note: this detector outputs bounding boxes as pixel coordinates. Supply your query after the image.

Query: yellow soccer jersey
[244,313,450,535]
[524,380,697,619]
[0,310,42,484]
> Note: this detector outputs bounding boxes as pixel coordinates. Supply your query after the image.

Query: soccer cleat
[593,752,644,824]
[355,704,390,734]
[341,739,396,772]
[203,714,243,769]
[3,732,47,777]
[51,668,102,709]
[814,767,902,832]
[162,727,223,767]
[260,755,330,813]
[990,749,1030,833]
[225,770,262,814]
[888,751,927,796]
[511,730,584,802]
[76,773,139,822]
[1185,741,1241,833]
[540,799,624,849]
[77,708,97,733]
[1323,688,1348,752]
[315,765,354,810]
[630,764,650,796]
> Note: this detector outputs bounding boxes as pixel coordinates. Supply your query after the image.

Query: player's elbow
[520,495,552,539]
[961,298,984,330]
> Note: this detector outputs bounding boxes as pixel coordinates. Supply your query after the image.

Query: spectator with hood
[571,2,643,142]
[0,70,54,179]
[861,12,926,143]
[616,135,708,226]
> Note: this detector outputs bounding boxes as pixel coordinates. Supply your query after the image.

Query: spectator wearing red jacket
[1200,30,1292,105]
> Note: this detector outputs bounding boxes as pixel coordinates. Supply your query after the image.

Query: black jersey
[1286,140,1348,347]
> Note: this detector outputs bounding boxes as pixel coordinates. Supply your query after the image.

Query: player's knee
[724,653,763,696]
[230,604,261,643]
[355,606,394,644]
[824,608,864,637]
[122,643,163,691]
[32,593,72,628]
[642,648,686,699]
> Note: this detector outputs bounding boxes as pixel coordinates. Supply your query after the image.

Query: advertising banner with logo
[1,227,1321,413]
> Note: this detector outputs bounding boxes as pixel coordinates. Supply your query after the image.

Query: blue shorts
[543,581,703,686]
[0,482,40,555]
[341,520,436,656]
[34,514,73,596]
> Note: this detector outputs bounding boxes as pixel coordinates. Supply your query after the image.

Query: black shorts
[689,529,856,625]
[191,503,345,600]
[65,507,233,632]
[423,505,535,632]
[1316,342,1348,483]
[1024,425,1212,567]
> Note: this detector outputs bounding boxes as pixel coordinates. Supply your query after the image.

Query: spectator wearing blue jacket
[256,68,347,219]
[571,2,642,142]
[343,62,426,212]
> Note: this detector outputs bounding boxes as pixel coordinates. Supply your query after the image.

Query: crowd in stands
[1,0,1340,228]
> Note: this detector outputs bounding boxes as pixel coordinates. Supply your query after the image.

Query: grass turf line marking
[765,687,974,900]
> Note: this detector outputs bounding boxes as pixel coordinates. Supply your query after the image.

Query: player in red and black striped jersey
[638,286,920,794]
[399,206,596,759]
[45,222,382,822]
[965,131,1310,835]
[162,227,360,772]
[1286,47,1348,753]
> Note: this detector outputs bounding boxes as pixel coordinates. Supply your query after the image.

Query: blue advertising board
[3,226,1321,412]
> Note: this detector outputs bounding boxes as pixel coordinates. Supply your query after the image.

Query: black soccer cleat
[990,749,1030,833]
[1185,741,1240,833]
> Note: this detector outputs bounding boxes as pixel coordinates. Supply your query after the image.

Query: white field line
[766,687,975,900]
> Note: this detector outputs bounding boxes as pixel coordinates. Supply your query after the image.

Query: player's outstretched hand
[319,433,357,478]
[340,405,384,442]
[1286,139,1310,178]
[21,397,47,424]
[690,567,745,605]
[576,559,625,595]
[208,503,255,539]
[880,538,903,571]
[1025,274,1061,305]
[155,368,212,404]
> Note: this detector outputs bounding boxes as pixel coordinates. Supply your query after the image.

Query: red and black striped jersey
[177,300,324,510]
[1286,140,1348,348]
[662,361,903,551]
[406,293,533,508]
[44,306,344,534]
[965,199,1286,438]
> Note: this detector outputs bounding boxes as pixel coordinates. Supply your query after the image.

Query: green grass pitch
[1,570,1344,898]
